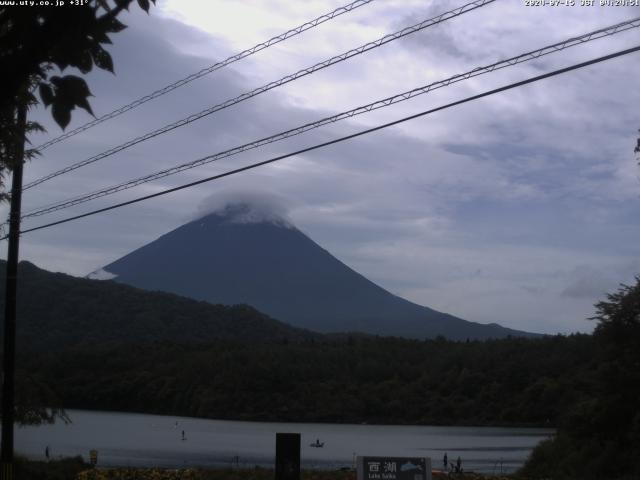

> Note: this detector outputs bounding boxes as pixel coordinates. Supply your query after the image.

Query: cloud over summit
[194,189,293,227]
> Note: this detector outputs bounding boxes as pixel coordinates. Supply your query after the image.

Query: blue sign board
[357,456,432,480]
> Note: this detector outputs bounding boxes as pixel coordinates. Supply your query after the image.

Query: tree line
[20,334,595,427]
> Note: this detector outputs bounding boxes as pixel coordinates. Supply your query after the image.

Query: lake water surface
[16,410,553,474]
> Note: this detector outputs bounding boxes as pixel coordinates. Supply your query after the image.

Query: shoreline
[53,406,558,430]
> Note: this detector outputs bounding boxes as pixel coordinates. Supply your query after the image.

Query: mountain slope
[95,204,535,340]
[0,260,313,351]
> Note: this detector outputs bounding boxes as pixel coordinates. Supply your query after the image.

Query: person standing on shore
[457,456,462,472]
[45,446,50,460]
[443,453,448,470]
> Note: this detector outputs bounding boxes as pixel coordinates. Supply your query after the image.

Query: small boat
[309,439,324,448]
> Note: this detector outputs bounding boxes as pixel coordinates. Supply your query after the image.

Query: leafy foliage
[520,278,640,479]
[0,0,155,122]
[0,0,155,198]
[14,372,68,426]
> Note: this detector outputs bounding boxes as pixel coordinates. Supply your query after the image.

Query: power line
[23,0,496,191]
[21,16,640,220]
[33,0,376,152]
[14,44,640,239]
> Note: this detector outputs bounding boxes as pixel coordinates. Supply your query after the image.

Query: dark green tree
[589,278,640,451]
[0,0,155,199]
[521,277,640,479]
[0,0,155,427]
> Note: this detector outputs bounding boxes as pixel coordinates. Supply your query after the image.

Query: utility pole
[1,103,27,480]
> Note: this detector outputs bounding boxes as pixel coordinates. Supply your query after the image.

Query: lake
[16,410,553,474]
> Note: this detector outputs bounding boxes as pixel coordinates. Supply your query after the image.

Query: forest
[20,334,594,427]
[3,260,639,478]
[0,260,314,351]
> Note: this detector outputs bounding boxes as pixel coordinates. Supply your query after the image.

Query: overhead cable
[23,0,496,191]
[21,16,640,219]
[33,0,376,152]
[13,44,640,238]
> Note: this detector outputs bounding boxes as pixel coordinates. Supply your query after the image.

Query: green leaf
[91,29,113,45]
[104,16,127,33]
[137,0,150,12]
[76,50,93,74]
[59,75,92,98]
[26,121,46,134]
[50,75,95,117]
[50,76,64,88]
[63,76,94,116]
[91,44,114,73]
[113,0,132,9]
[96,0,111,9]
[75,96,94,116]
[51,102,71,130]
[25,91,38,107]
[54,57,70,71]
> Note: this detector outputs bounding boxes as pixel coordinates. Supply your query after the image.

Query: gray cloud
[3,2,639,334]
[194,188,293,226]
[561,266,617,299]
[562,262,640,299]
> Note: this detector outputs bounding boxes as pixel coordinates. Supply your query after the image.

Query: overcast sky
[3,0,640,334]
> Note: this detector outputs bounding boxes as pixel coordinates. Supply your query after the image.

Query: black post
[275,433,300,480]
[1,103,27,480]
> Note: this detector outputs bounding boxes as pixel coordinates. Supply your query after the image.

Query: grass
[14,457,515,480]
[15,456,89,480]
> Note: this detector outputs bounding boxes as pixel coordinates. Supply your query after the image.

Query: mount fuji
[90,203,536,340]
